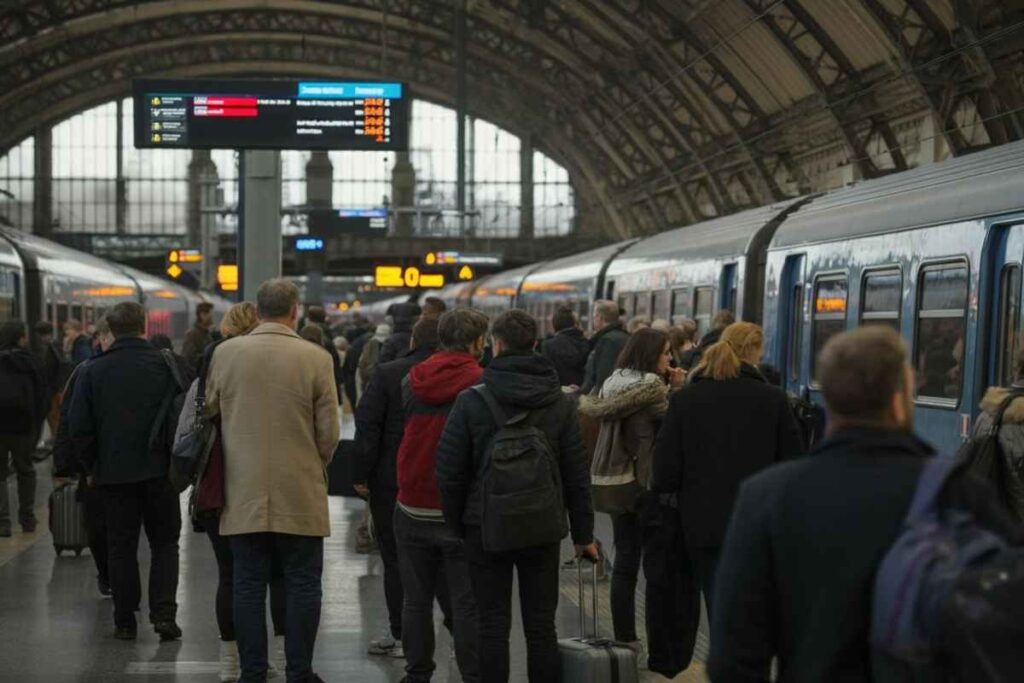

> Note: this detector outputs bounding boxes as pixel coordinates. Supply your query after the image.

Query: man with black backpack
[436,309,597,683]
[708,326,1020,682]
[68,302,183,642]
[0,320,48,536]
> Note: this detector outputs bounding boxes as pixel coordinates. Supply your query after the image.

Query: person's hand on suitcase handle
[575,543,599,562]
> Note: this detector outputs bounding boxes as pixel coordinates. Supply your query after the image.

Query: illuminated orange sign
[218,264,239,292]
[815,297,847,314]
[375,266,445,289]
[168,249,202,264]
[166,264,183,279]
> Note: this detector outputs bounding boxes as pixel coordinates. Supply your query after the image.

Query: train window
[914,264,968,401]
[618,293,634,318]
[635,292,652,319]
[653,290,670,322]
[71,303,84,325]
[671,288,690,324]
[812,276,848,381]
[694,287,713,337]
[997,264,1021,387]
[0,267,18,322]
[860,270,901,331]
[788,284,804,383]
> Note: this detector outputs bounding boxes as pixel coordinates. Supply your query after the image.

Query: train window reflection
[812,276,847,382]
[618,293,634,318]
[860,270,901,331]
[0,268,18,322]
[997,264,1021,388]
[653,290,670,321]
[671,288,690,324]
[915,263,968,401]
[635,292,652,319]
[694,287,713,337]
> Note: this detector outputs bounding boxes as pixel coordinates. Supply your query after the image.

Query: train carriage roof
[522,241,637,292]
[606,200,805,278]
[471,263,539,300]
[0,227,136,288]
[771,140,1024,250]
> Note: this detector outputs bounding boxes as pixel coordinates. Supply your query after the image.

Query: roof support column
[31,124,52,237]
[519,133,534,239]
[115,97,126,235]
[239,150,282,302]
[455,0,467,236]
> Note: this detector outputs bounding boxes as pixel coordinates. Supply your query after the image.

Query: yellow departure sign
[458,265,474,281]
[168,249,203,264]
[375,265,445,289]
[218,264,239,292]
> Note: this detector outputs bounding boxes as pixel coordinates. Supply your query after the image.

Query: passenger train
[421,140,1024,452]
[0,226,233,350]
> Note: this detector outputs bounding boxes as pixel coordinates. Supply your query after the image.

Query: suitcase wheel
[74,549,82,557]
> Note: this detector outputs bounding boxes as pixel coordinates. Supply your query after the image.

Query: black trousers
[81,480,109,583]
[690,545,721,621]
[369,489,403,640]
[100,477,181,628]
[199,511,286,642]
[463,527,561,683]
[0,433,38,529]
[610,511,643,642]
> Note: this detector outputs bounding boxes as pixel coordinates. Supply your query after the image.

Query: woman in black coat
[651,321,802,619]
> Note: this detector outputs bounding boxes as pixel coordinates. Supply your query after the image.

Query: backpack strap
[472,384,508,427]
[905,456,960,523]
[159,349,186,391]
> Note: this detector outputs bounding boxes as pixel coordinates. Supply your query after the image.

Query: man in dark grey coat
[580,299,629,394]
[540,307,589,388]
[709,326,1021,682]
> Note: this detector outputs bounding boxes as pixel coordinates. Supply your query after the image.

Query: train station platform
[0,438,709,682]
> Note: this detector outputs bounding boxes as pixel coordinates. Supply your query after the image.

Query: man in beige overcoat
[205,278,339,683]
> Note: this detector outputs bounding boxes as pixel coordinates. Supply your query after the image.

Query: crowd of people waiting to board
[1,281,1023,682]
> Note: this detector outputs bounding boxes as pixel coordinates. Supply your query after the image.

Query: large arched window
[0,97,575,238]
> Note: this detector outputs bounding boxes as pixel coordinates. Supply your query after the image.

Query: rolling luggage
[49,480,89,556]
[559,559,639,683]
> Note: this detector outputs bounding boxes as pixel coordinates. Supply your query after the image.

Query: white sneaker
[218,641,240,683]
[367,633,398,656]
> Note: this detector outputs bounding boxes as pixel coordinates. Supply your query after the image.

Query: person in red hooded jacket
[394,308,488,683]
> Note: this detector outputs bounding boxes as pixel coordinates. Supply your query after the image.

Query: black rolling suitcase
[559,559,639,682]
[49,480,89,556]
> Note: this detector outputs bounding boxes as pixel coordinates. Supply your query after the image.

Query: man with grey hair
[206,278,340,682]
[581,299,629,394]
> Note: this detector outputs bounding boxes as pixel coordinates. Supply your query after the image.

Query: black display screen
[132,78,409,151]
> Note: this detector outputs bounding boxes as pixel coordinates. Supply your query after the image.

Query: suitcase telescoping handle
[576,557,599,640]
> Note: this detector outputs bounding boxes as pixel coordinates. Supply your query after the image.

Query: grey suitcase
[49,480,89,556]
[559,559,639,682]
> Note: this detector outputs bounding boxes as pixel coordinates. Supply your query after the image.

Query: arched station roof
[1,0,1021,238]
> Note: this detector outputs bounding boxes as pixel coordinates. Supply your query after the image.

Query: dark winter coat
[436,351,595,545]
[380,310,417,364]
[67,337,175,485]
[52,363,85,478]
[353,343,436,493]
[651,362,803,548]
[677,326,723,371]
[970,385,1024,517]
[0,344,48,431]
[541,327,590,387]
[581,323,628,394]
[342,330,372,404]
[182,323,212,371]
[708,427,1024,683]
[396,350,483,510]
[69,334,93,367]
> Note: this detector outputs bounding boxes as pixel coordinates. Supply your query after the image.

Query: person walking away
[306,306,344,403]
[358,323,391,396]
[174,302,289,681]
[182,302,215,371]
[52,316,113,592]
[651,321,802,620]
[353,318,440,659]
[965,344,1024,521]
[0,321,48,536]
[541,307,590,388]
[580,299,629,395]
[204,280,339,683]
[678,310,734,371]
[579,328,683,651]
[380,300,423,364]
[436,309,597,683]
[32,321,67,446]
[391,309,487,683]
[708,326,1024,682]
[67,302,182,640]
[63,319,93,366]
[342,316,373,410]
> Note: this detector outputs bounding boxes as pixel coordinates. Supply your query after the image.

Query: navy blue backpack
[871,456,1024,681]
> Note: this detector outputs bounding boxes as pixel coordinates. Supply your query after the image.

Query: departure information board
[132,79,409,150]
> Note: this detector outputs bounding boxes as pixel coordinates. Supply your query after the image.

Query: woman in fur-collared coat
[579,328,684,648]
[970,365,1024,520]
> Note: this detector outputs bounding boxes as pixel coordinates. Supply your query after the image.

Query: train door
[778,254,806,396]
[720,264,738,315]
[985,222,1024,394]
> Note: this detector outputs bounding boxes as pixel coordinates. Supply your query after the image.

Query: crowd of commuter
[1,279,1023,683]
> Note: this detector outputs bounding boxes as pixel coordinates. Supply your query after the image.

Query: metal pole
[455,0,467,235]
[115,98,126,235]
[236,151,245,300]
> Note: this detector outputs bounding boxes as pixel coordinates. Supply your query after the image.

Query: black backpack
[788,392,826,452]
[472,384,568,553]
[0,350,37,435]
[957,389,1024,521]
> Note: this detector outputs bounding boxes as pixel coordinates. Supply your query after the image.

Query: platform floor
[0,452,708,682]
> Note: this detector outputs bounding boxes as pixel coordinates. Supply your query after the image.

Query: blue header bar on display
[297,82,403,99]
[337,208,389,218]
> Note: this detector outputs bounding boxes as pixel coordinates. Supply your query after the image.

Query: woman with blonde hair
[174,300,286,681]
[651,321,802,620]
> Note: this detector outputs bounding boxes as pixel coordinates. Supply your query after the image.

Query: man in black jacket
[708,326,1021,682]
[0,320,48,536]
[379,299,427,364]
[353,317,440,658]
[68,302,182,642]
[436,309,597,682]
[580,299,629,394]
[540,307,589,387]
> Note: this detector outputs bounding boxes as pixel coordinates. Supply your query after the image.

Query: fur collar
[578,375,667,421]
[980,387,1024,424]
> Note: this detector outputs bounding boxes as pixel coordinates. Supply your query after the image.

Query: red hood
[408,350,482,405]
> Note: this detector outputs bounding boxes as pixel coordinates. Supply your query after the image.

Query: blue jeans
[230,533,324,683]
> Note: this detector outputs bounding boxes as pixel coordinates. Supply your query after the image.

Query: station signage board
[133,79,409,151]
[375,265,445,289]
